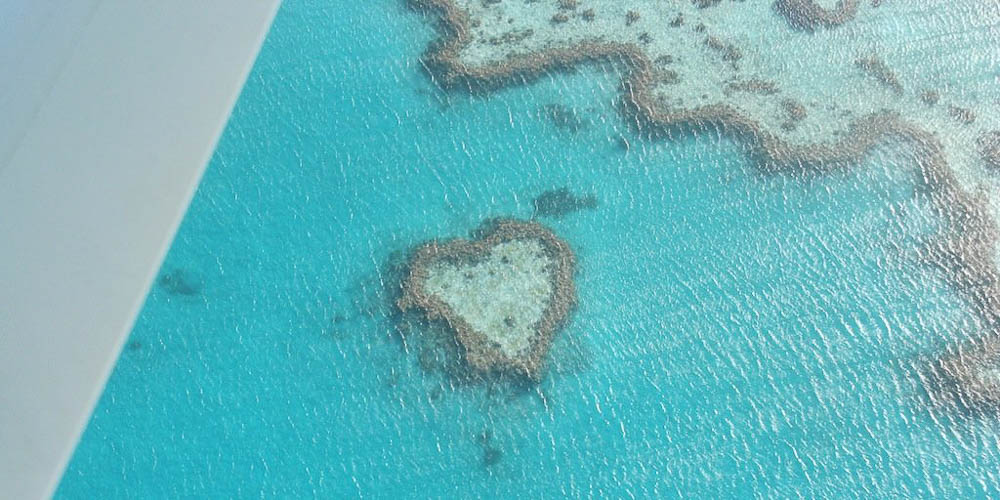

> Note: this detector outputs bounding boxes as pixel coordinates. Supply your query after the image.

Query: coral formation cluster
[407,0,1000,404]
[398,219,576,380]
[773,0,859,30]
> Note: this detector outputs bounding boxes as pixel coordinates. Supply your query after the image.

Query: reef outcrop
[773,0,859,30]
[398,219,576,380]
[532,187,597,218]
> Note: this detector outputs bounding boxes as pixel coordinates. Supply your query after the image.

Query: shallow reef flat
[410,0,1000,404]
[415,0,998,182]
[398,219,575,380]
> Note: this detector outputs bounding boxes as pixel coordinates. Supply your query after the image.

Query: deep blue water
[57,0,1000,497]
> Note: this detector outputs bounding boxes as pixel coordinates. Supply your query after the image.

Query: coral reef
[978,131,1000,170]
[948,105,976,125]
[725,79,780,96]
[780,98,808,130]
[475,430,503,468]
[704,35,742,63]
[774,0,859,30]
[158,268,201,296]
[532,187,598,218]
[781,98,807,121]
[407,0,1000,406]
[855,55,903,95]
[625,10,640,26]
[920,89,940,106]
[487,29,534,46]
[398,219,576,380]
[938,341,1000,408]
[693,0,722,8]
[540,103,589,132]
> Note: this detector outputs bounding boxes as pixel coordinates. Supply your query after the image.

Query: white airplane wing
[0,1,280,497]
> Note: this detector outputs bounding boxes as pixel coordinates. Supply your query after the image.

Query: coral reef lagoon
[399,219,575,379]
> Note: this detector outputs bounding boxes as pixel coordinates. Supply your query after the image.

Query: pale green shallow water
[58,0,1000,497]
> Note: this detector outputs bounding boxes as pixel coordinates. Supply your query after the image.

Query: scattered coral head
[979,131,1000,170]
[774,0,859,31]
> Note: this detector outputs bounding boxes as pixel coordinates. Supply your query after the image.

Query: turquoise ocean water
[57,1,1000,497]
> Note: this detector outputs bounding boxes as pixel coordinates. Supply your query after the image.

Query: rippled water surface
[58,0,1000,497]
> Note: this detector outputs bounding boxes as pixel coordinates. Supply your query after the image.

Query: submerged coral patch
[398,219,575,380]
[540,103,589,133]
[532,187,597,218]
[855,55,903,95]
[773,0,859,30]
[157,268,201,296]
[979,131,1000,170]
